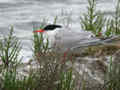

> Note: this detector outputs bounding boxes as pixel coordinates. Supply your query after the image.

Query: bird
[33,24,120,53]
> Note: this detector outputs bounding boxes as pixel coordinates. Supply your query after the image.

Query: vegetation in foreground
[0,0,120,90]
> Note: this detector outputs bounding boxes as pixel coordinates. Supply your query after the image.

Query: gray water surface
[0,0,115,62]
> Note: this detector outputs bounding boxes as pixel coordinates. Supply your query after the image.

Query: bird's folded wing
[72,35,120,49]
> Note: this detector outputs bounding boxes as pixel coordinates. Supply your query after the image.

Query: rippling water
[0,0,115,62]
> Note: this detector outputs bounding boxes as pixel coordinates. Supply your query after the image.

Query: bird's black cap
[43,24,62,31]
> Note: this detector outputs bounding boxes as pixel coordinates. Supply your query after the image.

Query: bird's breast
[43,30,58,47]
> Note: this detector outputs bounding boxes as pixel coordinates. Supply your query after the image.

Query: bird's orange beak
[33,29,45,33]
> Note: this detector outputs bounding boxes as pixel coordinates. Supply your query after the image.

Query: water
[0,0,115,62]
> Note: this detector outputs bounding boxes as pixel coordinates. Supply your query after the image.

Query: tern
[33,24,120,53]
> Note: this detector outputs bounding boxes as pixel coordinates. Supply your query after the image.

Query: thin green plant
[104,56,120,90]
[105,0,120,36]
[80,0,106,37]
[56,68,75,90]
[0,26,21,69]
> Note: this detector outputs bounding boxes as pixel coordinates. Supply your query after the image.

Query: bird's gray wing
[72,35,120,50]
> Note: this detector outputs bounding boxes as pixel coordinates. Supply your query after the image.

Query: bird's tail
[72,36,120,50]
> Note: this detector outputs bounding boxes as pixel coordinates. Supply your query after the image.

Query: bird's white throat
[43,29,59,47]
